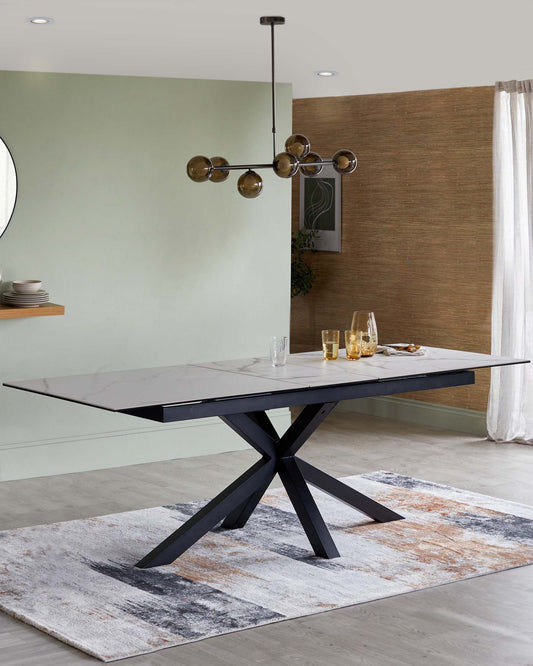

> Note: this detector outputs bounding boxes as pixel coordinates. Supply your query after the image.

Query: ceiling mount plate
[260,16,285,26]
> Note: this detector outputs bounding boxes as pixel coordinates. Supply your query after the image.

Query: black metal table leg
[220,412,278,458]
[296,458,403,523]
[278,402,338,457]
[136,457,275,568]
[278,456,340,558]
[221,473,276,529]
[218,412,279,529]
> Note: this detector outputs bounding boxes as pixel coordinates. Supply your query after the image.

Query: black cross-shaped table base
[136,401,403,568]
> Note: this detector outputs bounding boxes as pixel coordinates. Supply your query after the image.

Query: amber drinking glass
[351,311,378,357]
[345,329,362,360]
[321,329,339,360]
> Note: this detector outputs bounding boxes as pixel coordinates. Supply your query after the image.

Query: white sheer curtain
[488,80,533,443]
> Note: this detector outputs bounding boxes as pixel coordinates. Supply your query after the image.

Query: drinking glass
[270,336,288,367]
[351,311,378,357]
[321,329,339,360]
[345,329,362,360]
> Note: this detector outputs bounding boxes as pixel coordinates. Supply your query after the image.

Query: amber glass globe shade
[299,152,323,177]
[209,156,230,183]
[273,152,299,178]
[285,134,311,159]
[186,155,213,182]
[238,170,263,198]
[332,149,357,175]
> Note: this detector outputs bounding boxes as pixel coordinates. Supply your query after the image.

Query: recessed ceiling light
[315,70,337,77]
[27,17,54,25]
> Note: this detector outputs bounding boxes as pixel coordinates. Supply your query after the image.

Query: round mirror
[0,137,17,239]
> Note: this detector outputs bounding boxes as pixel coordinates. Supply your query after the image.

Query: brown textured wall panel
[291,86,494,411]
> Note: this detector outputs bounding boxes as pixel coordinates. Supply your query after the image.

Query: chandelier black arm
[212,159,335,172]
[212,163,274,171]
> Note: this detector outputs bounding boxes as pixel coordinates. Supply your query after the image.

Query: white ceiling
[1,0,532,98]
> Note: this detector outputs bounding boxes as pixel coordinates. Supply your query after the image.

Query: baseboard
[338,396,487,437]
[0,409,291,482]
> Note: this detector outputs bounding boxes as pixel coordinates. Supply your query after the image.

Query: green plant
[291,228,318,298]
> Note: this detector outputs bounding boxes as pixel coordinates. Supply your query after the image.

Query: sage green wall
[0,71,292,481]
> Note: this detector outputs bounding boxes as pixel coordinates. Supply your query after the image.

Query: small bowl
[12,280,42,294]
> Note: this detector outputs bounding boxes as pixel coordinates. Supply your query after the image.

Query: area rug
[1,471,533,661]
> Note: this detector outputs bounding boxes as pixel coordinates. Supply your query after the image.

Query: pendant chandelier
[186,16,357,199]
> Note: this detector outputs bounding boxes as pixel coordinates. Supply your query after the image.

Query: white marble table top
[4,347,527,412]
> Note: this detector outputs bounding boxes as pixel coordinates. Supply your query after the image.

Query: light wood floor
[1,411,533,665]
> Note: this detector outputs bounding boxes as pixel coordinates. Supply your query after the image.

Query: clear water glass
[270,336,288,367]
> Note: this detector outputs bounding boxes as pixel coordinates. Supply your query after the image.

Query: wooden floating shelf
[0,303,65,320]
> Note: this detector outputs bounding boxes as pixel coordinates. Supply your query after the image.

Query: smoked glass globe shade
[332,149,357,175]
[186,155,213,182]
[285,134,311,159]
[238,170,263,198]
[209,156,230,183]
[273,152,299,178]
[299,152,323,176]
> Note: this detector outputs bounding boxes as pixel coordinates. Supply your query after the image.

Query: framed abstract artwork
[299,164,341,252]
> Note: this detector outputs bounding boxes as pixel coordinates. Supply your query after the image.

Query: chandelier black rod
[212,159,335,172]
[270,21,277,161]
[212,163,274,171]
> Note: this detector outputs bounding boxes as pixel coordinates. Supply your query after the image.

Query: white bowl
[12,280,42,294]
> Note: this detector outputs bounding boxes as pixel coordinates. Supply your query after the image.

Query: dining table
[4,346,527,568]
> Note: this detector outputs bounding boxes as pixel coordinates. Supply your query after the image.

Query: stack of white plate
[1,290,50,308]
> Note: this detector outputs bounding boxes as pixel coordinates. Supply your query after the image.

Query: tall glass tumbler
[270,336,288,367]
[345,329,362,360]
[321,329,340,360]
[351,311,378,357]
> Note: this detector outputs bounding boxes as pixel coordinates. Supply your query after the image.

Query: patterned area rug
[1,471,533,662]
